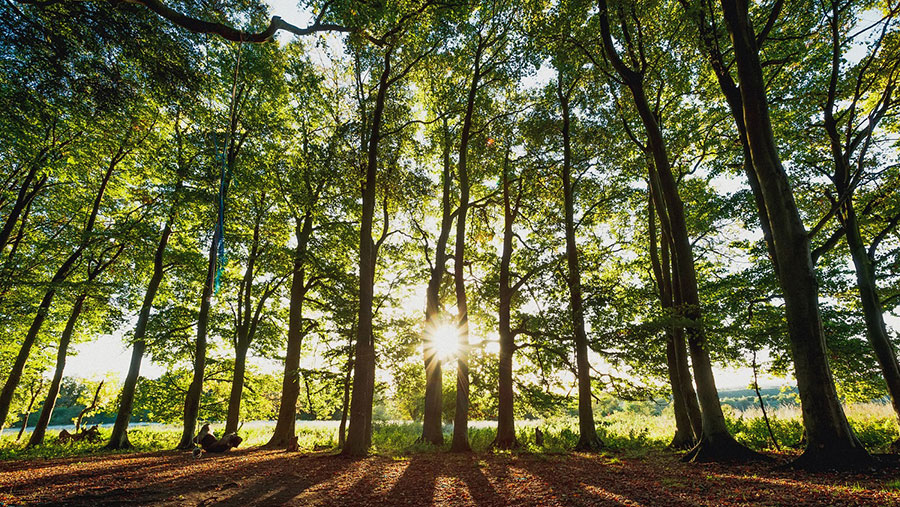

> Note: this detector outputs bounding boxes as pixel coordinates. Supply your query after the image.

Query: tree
[597,0,761,462]
[718,0,873,469]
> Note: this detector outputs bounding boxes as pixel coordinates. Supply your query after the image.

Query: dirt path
[0,448,898,506]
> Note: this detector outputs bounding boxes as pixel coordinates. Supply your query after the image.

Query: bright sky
[65,0,897,395]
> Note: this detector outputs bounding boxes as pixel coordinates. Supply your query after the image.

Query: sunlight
[430,323,460,361]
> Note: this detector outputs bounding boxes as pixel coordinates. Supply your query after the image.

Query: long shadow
[0,449,182,475]
[521,452,899,506]
[385,454,443,505]
[456,454,501,505]
[22,450,344,506]
[518,453,691,506]
[209,454,357,506]
[0,451,190,492]
[338,455,395,504]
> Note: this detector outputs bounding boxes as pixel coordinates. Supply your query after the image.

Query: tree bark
[16,380,42,441]
[558,77,602,451]
[843,200,900,432]
[338,336,353,449]
[492,155,519,450]
[225,341,249,434]
[450,42,485,454]
[106,219,173,450]
[27,294,86,447]
[818,0,900,441]
[648,192,695,449]
[599,0,759,461]
[225,208,263,435]
[342,47,392,457]
[0,163,43,255]
[720,0,872,470]
[176,228,217,450]
[267,211,314,448]
[420,122,453,446]
[683,0,779,270]
[75,380,103,433]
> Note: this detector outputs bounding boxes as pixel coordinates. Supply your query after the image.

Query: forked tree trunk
[176,230,217,450]
[75,380,104,433]
[338,337,353,449]
[599,0,760,461]
[450,42,486,454]
[648,194,695,449]
[225,209,264,435]
[17,380,43,441]
[820,1,900,437]
[843,200,900,435]
[720,0,872,470]
[225,341,249,434]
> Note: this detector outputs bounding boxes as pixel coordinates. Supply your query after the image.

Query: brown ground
[0,448,898,506]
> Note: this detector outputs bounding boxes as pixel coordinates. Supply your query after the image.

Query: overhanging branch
[16,0,355,42]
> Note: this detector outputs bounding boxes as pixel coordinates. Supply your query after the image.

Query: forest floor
[0,448,899,506]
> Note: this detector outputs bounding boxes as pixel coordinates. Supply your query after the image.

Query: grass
[1,402,897,461]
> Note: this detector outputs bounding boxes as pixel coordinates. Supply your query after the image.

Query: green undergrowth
[1,404,897,461]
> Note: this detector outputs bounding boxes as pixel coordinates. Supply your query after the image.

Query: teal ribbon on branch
[212,132,231,294]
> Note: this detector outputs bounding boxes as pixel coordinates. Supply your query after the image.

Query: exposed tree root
[668,433,695,451]
[779,445,877,472]
[574,435,603,452]
[102,436,132,451]
[682,433,771,463]
[449,441,472,453]
[261,436,293,449]
[489,436,519,451]
[415,434,444,446]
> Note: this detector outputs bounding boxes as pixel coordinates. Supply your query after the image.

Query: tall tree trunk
[342,47,392,457]
[225,210,261,435]
[558,79,601,451]
[0,160,115,429]
[225,341,249,434]
[338,335,353,449]
[106,220,173,450]
[648,193,695,449]
[684,0,779,270]
[450,43,484,454]
[268,212,314,448]
[818,0,900,440]
[27,294,86,447]
[420,123,453,446]
[493,156,518,449]
[599,0,758,461]
[655,180,704,440]
[843,201,900,431]
[176,230,217,450]
[720,0,872,469]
